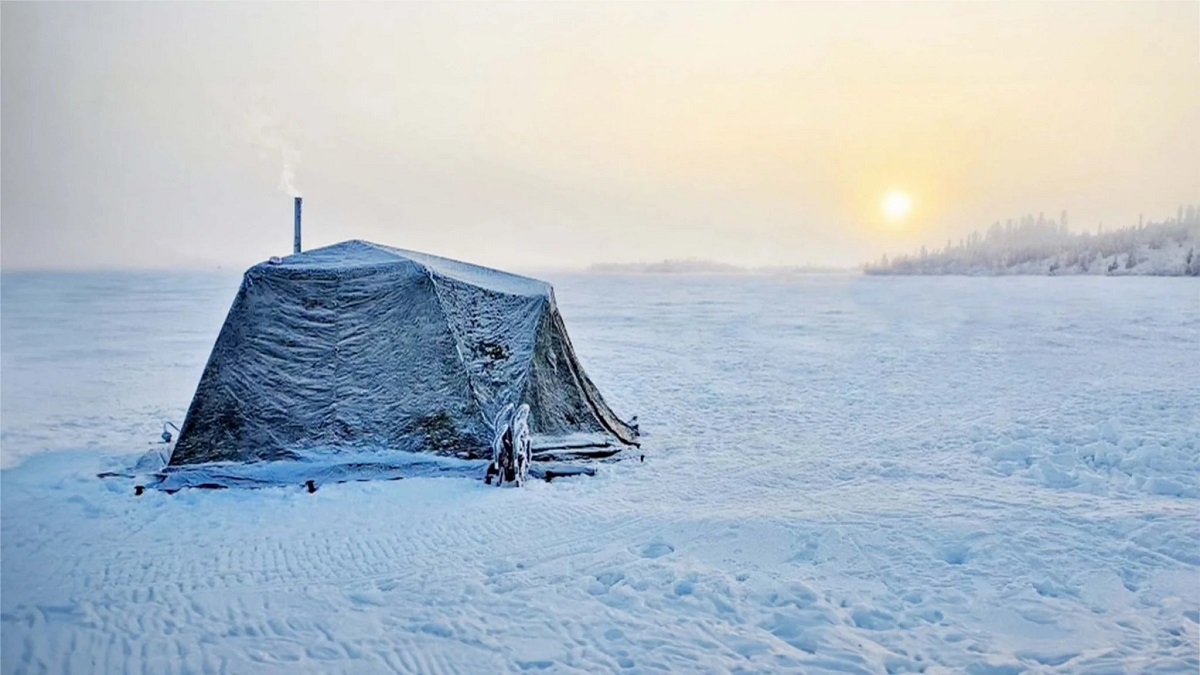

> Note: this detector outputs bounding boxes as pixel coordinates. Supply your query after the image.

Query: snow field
[2,272,1198,673]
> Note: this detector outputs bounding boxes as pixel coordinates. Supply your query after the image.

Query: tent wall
[171,263,489,464]
[427,274,545,426]
[524,301,639,446]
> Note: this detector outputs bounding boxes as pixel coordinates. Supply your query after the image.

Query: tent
[164,240,637,485]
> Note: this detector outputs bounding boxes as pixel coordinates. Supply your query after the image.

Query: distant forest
[866,205,1200,277]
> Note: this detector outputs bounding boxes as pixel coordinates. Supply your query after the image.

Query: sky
[2,2,1197,271]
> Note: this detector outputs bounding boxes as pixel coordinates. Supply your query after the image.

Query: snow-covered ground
[2,271,1198,674]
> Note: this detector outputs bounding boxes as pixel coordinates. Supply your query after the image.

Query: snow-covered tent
[166,240,637,482]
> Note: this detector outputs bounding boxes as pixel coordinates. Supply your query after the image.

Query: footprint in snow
[345,590,386,607]
[939,544,971,565]
[790,540,820,563]
[636,540,675,559]
[850,606,897,630]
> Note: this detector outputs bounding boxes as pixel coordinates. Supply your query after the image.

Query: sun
[881,190,913,223]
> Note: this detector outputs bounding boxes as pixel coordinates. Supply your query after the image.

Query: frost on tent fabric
[160,240,638,488]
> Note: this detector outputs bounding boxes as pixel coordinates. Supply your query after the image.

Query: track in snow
[2,272,1198,673]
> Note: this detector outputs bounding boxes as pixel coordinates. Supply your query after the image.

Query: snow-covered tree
[865,205,1199,276]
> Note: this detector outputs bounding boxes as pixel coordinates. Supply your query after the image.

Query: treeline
[865,205,1200,276]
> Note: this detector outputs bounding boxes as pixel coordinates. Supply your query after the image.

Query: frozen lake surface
[2,272,1198,673]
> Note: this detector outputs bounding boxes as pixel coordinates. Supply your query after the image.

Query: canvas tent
[165,240,637,484]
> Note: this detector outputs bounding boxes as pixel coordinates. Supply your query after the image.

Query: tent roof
[260,239,552,298]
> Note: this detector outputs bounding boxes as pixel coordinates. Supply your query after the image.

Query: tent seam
[424,268,492,431]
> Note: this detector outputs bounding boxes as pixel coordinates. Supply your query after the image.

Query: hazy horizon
[3,2,1198,272]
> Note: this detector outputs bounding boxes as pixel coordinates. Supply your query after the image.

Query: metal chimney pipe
[293,196,302,254]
